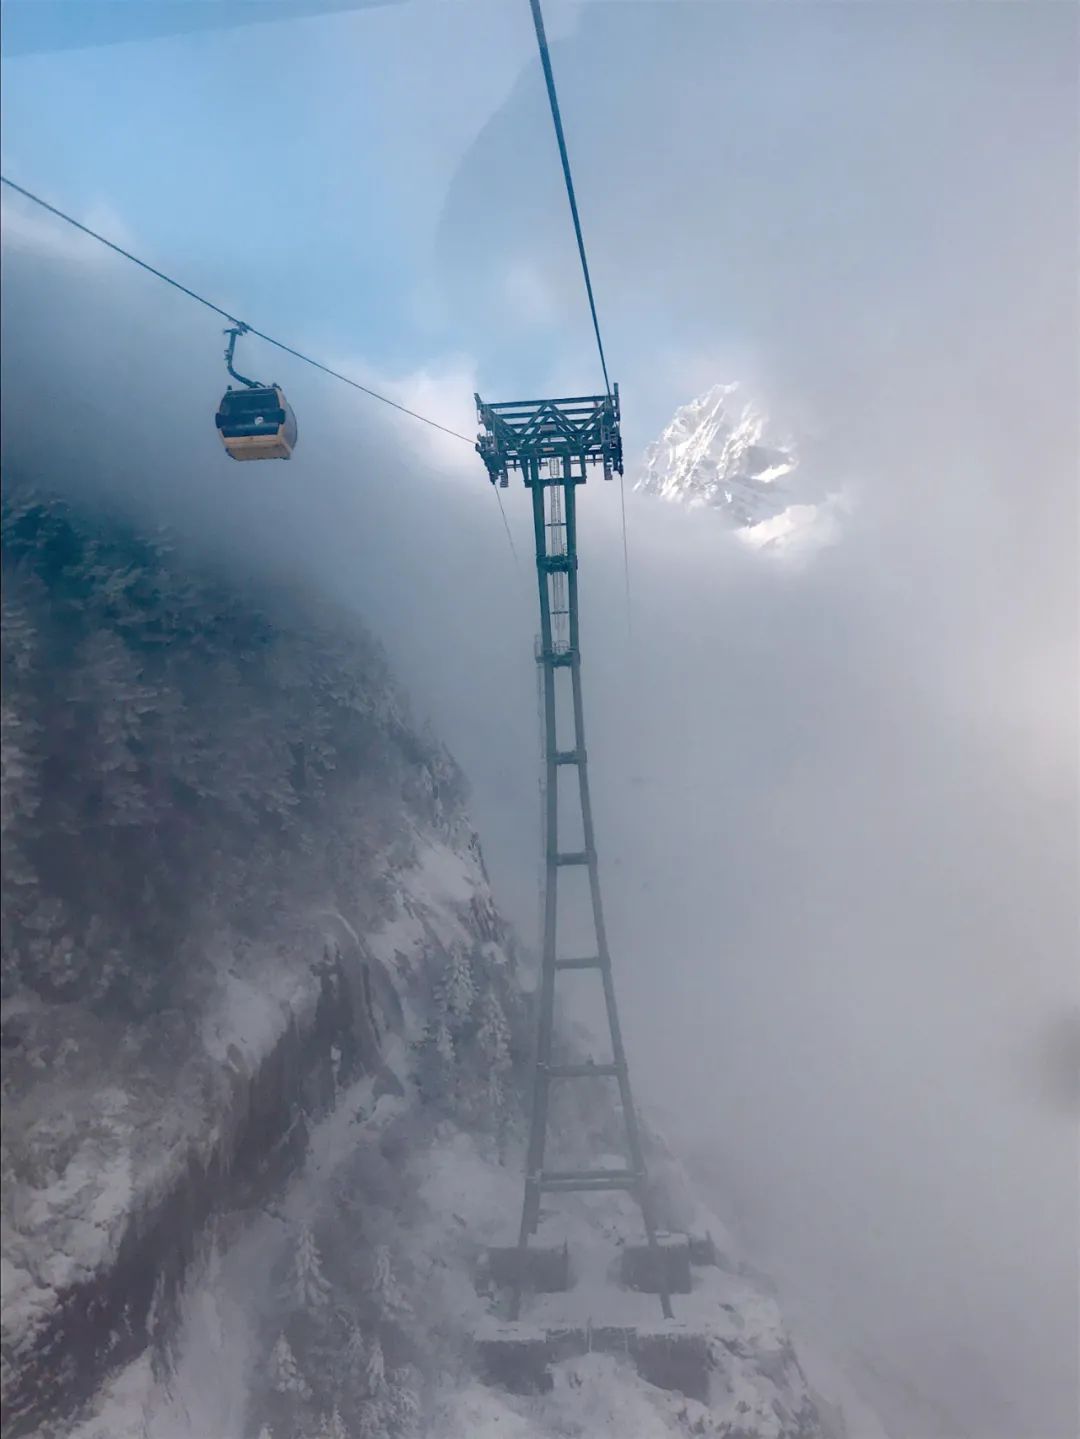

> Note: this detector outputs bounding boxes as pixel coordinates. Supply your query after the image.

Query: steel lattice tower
[475,389,672,1322]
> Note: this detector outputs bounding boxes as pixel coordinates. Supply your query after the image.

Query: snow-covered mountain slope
[61,847,840,1439]
[2,482,863,1438]
[635,383,846,556]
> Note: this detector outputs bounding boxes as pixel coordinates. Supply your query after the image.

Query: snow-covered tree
[368,1244,410,1323]
[439,948,474,1023]
[382,1365,422,1434]
[344,1321,367,1374]
[476,988,510,1070]
[354,1401,384,1439]
[293,1224,331,1312]
[475,987,512,1137]
[314,1408,348,1439]
[434,1017,455,1065]
[361,1332,385,1397]
[270,1333,311,1399]
[415,1018,455,1108]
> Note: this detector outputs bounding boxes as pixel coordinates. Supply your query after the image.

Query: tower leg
[512,469,671,1322]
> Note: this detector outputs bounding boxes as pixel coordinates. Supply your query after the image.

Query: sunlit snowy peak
[636,382,844,554]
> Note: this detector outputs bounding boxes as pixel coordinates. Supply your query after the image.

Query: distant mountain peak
[635,382,797,524]
[635,382,844,555]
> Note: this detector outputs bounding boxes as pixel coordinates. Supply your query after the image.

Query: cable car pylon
[474,388,673,1333]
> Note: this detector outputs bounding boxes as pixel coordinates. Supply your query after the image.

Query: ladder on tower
[475,390,672,1325]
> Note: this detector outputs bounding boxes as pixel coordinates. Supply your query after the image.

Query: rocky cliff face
[2,484,849,1438]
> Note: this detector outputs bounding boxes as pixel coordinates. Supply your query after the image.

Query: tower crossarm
[474,389,623,487]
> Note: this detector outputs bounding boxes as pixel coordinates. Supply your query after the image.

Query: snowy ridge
[635,383,847,555]
[636,383,797,525]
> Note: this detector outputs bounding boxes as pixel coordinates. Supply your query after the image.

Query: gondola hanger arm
[223,323,261,390]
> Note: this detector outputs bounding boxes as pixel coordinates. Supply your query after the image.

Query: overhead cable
[525,2,631,626]
[0,175,474,446]
[527,0,612,398]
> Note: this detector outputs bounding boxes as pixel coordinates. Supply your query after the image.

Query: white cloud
[1,188,138,267]
[316,349,482,478]
[736,490,853,562]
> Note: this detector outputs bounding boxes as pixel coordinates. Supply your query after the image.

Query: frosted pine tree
[440,948,474,1024]
[344,1320,367,1375]
[435,1018,455,1066]
[293,1224,331,1312]
[270,1333,311,1399]
[477,989,510,1072]
[355,1401,384,1439]
[368,1244,410,1323]
[361,1332,386,1397]
[382,1365,422,1434]
[415,1018,455,1107]
[476,988,512,1140]
[315,1409,348,1439]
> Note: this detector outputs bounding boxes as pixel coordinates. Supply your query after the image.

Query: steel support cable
[0,175,471,443]
[1,174,524,570]
[526,0,631,630]
[527,0,611,398]
[494,486,523,573]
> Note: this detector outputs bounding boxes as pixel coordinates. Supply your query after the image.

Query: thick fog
[2,2,1077,1436]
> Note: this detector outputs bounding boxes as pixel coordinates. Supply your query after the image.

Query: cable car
[215,325,298,461]
[216,383,297,460]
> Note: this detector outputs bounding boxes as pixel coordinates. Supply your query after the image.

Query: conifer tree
[315,1408,348,1439]
[476,988,512,1136]
[383,1365,422,1434]
[270,1333,311,1399]
[368,1244,411,1323]
[362,1332,386,1397]
[476,988,510,1070]
[440,948,475,1023]
[293,1224,331,1312]
[354,1401,384,1439]
[344,1320,367,1375]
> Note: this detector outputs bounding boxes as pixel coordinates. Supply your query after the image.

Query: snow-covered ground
[2,936,325,1393]
[51,822,858,1439]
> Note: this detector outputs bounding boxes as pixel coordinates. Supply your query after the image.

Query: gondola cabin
[215,384,297,460]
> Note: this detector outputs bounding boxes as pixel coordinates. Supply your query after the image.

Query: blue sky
[0,0,556,378]
[4,0,1074,448]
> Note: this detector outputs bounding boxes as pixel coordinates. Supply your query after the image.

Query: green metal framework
[475,391,671,1322]
[474,390,623,488]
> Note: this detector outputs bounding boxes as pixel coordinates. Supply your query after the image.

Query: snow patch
[200,967,304,1069]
